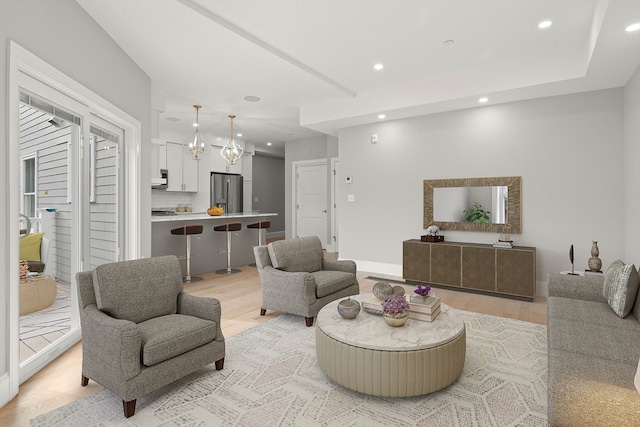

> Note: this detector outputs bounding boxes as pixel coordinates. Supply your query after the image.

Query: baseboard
[351,260,403,278]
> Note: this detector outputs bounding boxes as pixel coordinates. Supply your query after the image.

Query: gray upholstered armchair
[76,255,225,418]
[253,236,359,326]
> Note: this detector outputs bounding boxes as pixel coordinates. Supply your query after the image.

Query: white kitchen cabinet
[211,144,243,174]
[166,142,198,192]
[151,138,166,179]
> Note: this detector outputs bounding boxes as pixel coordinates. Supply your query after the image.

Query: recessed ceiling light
[374,63,384,71]
[626,23,640,32]
[538,20,552,29]
[193,122,198,127]
[378,114,386,119]
[267,142,272,146]
[244,95,261,102]
[166,117,180,122]
[443,40,455,46]
[478,97,489,103]
[237,133,242,137]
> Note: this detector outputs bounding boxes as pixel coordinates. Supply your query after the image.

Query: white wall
[337,88,628,296]
[624,66,640,265]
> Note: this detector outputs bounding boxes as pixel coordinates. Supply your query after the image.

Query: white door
[295,162,328,247]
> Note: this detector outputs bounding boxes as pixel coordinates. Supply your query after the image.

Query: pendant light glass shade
[186,104,209,160]
[220,114,244,166]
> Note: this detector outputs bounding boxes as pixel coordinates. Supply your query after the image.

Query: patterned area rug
[32,310,547,427]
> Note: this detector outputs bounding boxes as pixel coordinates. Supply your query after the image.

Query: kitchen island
[152,212,277,276]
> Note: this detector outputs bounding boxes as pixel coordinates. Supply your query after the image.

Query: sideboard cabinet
[403,239,536,300]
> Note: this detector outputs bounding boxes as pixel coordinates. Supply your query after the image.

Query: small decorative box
[421,235,444,242]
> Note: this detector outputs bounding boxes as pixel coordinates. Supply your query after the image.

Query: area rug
[32,310,547,427]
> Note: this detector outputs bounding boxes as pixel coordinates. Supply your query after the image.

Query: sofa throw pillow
[603,260,625,300]
[603,260,640,318]
[19,232,44,262]
[268,236,323,273]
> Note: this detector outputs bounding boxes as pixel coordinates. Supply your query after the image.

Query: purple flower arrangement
[414,284,431,297]
[381,295,410,315]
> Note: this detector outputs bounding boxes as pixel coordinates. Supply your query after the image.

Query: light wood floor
[0,258,547,426]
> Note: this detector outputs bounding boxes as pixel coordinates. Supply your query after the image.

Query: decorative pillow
[603,260,640,318]
[19,232,44,262]
[268,236,323,273]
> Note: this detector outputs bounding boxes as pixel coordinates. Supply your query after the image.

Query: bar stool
[171,224,204,283]
[214,222,242,274]
[247,220,271,267]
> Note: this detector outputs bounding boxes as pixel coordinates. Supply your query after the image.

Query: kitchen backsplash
[152,191,194,210]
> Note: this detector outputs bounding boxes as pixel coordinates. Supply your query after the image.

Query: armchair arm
[177,292,224,341]
[260,266,317,304]
[81,305,141,381]
[323,259,357,274]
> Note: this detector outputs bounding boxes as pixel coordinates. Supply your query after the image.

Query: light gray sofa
[76,255,225,417]
[253,236,359,326]
[547,273,640,426]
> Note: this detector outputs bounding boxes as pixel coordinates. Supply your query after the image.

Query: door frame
[2,41,142,405]
[328,157,339,253]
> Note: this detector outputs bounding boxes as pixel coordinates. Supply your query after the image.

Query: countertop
[151,212,277,223]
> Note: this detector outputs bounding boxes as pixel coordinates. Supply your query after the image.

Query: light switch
[347,194,355,202]
[371,134,378,144]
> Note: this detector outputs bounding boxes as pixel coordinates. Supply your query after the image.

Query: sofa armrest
[322,259,356,274]
[177,292,224,341]
[81,304,141,381]
[260,266,317,303]
[548,273,605,302]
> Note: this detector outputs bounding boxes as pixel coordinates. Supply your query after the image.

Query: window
[22,156,36,219]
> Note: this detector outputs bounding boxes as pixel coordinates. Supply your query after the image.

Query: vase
[337,298,361,319]
[383,311,408,327]
[588,241,602,272]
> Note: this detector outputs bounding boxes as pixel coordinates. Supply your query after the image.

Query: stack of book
[408,295,441,322]
[493,240,513,249]
[585,269,604,277]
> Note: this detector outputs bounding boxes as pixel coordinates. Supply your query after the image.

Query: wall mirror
[424,176,521,233]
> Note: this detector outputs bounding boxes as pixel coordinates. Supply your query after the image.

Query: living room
[2,0,639,425]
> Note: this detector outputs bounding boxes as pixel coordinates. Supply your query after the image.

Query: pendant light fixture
[220,114,244,169]
[187,104,209,160]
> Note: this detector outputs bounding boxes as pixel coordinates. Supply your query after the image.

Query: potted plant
[381,295,410,327]
[463,202,490,223]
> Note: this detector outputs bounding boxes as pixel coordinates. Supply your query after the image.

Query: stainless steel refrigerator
[210,172,243,214]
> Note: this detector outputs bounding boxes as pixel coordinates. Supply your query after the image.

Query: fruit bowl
[207,207,224,216]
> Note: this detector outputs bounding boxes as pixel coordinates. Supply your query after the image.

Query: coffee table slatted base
[316,326,466,397]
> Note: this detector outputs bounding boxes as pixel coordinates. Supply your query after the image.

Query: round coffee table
[316,294,466,397]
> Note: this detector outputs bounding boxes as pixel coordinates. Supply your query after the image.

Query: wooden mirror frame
[423,176,522,233]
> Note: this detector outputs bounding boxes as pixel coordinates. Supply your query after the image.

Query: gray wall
[624,66,640,266]
[337,88,631,296]
[1,0,151,394]
[253,154,285,234]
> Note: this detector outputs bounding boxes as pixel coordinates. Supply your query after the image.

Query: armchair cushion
[93,256,183,323]
[268,236,323,272]
[312,270,359,298]
[137,314,218,366]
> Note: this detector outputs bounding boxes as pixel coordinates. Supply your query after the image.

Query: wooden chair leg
[81,375,89,386]
[260,308,266,316]
[305,316,314,327]
[123,399,136,418]
[215,357,225,370]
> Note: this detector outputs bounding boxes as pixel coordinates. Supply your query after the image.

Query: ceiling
[77,0,640,157]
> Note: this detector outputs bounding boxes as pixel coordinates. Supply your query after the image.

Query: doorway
[4,42,142,405]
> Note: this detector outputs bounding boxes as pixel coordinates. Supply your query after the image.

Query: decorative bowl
[383,311,409,327]
[337,298,361,319]
[372,281,393,300]
[392,285,405,296]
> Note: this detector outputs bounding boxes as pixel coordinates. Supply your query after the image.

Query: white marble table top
[151,212,277,223]
[316,294,465,351]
